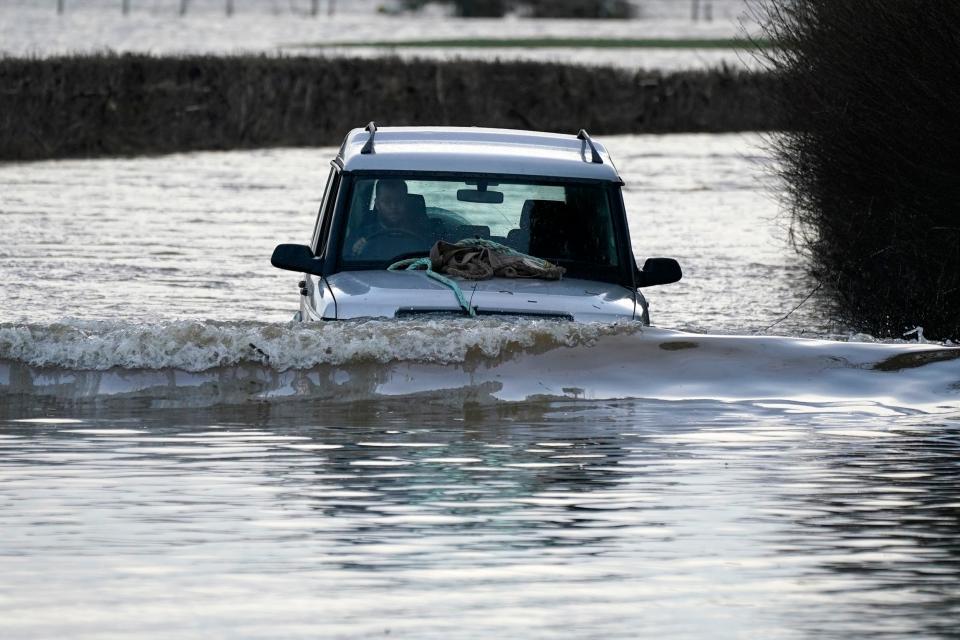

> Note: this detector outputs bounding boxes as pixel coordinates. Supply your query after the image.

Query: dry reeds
[758,0,960,339]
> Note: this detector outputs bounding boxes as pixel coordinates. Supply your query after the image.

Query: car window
[409,180,564,236]
[311,167,340,255]
[340,176,619,272]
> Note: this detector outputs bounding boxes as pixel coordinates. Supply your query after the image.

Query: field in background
[0,54,778,161]
[294,36,768,48]
[1,0,760,69]
[1,0,753,20]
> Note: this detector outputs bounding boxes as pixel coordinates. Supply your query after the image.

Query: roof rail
[360,121,377,155]
[577,129,603,164]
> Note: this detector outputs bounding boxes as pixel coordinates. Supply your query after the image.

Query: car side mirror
[271,244,325,276]
[636,257,682,288]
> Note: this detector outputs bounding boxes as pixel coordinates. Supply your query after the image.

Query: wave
[0,318,633,371]
[2,319,959,412]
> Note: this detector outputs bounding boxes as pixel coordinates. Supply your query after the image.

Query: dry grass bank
[0,54,779,161]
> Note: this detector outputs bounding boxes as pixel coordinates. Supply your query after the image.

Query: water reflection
[2,400,958,637]
[765,423,960,638]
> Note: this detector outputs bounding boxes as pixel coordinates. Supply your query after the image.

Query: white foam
[0,318,638,372]
[3,320,959,413]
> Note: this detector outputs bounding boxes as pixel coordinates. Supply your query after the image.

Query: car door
[301,166,342,320]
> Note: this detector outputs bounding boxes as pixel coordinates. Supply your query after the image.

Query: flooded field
[0,134,804,331]
[0,1,760,70]
[2,133,959,638]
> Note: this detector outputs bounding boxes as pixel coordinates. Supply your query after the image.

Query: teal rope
[388,257,431,271]
[388,256,476,317]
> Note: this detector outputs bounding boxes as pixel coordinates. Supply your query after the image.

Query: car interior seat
[527,200,580,260]
[506,199,545,251]
[405,193,435,238]
[406,194,428,223]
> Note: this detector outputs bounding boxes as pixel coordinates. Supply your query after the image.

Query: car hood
[325,271,637,322]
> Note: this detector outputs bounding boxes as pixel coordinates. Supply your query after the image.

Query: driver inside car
[348,179,432,258]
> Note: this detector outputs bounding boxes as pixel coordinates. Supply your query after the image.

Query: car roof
[336,126,622,182]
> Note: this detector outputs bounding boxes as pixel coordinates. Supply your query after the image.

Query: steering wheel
[365,229,424,244]
[359,228,429,260]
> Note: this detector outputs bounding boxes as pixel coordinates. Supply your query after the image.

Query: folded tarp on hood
[429,238,566,281]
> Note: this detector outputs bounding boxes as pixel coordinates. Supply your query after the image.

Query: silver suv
[272,124,681,323]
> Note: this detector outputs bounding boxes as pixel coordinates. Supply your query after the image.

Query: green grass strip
[293,37,774,50]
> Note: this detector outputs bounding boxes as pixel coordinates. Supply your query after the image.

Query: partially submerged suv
[272,124,681,323]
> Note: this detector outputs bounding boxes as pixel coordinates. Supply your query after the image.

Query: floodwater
[0,0,762,70]
[2,134,960,638]
[0,134,805,330]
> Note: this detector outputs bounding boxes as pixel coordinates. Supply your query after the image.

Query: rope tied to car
[387,256,477,317]
[387,238,565,318]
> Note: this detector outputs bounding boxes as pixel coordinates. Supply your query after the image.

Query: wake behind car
[272,124,681,323]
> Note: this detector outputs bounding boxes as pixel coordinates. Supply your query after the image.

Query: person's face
[376,185,406,226]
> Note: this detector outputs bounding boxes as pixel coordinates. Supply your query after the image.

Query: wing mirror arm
[271,244,326,277]
[635,257,682,288]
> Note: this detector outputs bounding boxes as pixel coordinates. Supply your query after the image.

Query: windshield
[339,176,620,276]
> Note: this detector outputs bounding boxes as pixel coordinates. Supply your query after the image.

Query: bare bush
[0,54,777,161]
[757,0,960,339]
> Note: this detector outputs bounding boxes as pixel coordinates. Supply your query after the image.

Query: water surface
[2,402,958,639]
[0,134,812,332]
[2,133,958,639]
